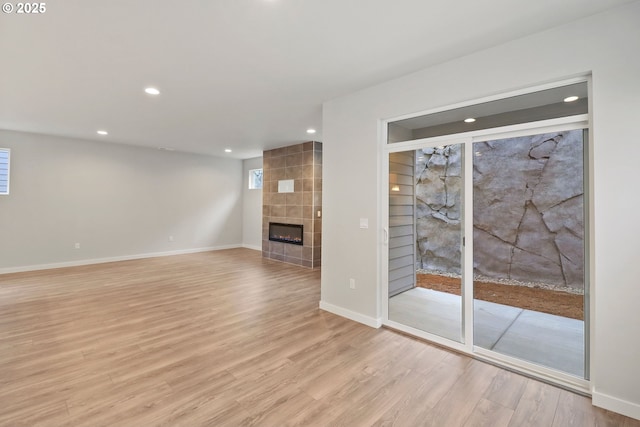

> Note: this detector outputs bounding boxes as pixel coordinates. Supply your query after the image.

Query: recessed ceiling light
[144,87,160,95]
[564,95,579,103]
[306,128,316,134]
[225,149,232,153]
[464,118,476,123]
[97,130,108,135]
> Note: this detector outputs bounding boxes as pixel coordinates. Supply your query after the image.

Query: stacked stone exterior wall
[416,131,584,290]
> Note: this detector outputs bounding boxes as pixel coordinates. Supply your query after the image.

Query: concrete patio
[389,287,585,377]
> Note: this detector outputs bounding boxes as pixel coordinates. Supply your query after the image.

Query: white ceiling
[0,0,632,159]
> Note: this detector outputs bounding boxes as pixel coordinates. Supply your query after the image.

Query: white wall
[321,1,640,419]
[0,130,243,271]
[242,156,263,250]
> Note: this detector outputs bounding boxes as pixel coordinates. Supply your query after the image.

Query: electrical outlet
[349,278,356,289]
[74,243,80,249]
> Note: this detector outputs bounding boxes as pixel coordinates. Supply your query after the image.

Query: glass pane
[388,82,587,143]
[0,148,9,195]
[472,130,586,378]
[388,144,463,342]
[249,168,263,189]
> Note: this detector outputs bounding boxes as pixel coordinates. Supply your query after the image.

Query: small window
[249,168,263,190]
[0,148,9,195]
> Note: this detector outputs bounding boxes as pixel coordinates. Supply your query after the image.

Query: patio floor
[389,287,585,377]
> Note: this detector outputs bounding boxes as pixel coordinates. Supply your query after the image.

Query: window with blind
[0,148,10,195]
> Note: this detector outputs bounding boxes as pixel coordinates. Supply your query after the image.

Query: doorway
[388,144,463,343]
[382,79,590,389]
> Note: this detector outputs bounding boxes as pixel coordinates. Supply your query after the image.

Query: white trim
[376,124,386,323]
[593,390,640,421]
[462,141,474,349]
[0,244,242,275]
[586,78,595,384]
[319,301,382,328]
[379,146,390,323]
[242,244,262,251]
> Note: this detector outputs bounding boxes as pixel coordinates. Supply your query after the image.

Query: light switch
[359,218,368,229]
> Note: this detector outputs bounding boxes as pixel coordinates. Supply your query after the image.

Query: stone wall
[416,131,584,290]
[416,145,462,274]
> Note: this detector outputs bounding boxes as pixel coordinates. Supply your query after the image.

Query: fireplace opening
[269,222,303,245]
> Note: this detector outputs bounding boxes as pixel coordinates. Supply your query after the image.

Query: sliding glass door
[472,129,587,378]
[387,145,464,343]
[382,78,591,388]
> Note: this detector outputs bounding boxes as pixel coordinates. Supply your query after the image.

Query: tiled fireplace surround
[262,141,322,268]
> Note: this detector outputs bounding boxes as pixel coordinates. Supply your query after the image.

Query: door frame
[380,81,592,392]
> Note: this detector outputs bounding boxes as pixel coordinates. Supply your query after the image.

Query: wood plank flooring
[0,248,637,426]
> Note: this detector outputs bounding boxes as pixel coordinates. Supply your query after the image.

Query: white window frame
[248,168,263,190]
[0,148,10,196]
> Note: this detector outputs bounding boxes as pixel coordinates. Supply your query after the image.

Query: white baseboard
[242,244,262,251]
[319,301,382,328]
[593,389,640,421]
[0,244,243,275]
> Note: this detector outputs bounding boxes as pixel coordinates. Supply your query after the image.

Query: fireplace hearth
[269,222,303,245]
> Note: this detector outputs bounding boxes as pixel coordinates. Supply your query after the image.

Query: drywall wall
[321,1,640,419]
[0,130,243,271]
[242,156,263,250]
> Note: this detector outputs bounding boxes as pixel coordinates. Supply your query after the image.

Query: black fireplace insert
[269,222,303,245]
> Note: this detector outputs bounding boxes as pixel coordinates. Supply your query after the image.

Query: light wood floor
[0,248,637,427]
